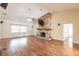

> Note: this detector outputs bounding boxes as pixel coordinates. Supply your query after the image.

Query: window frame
[11,24,27,33]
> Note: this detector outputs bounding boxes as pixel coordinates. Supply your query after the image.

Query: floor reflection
[9,38,27,52]
[0,36,79,56]
[64,39,73,50]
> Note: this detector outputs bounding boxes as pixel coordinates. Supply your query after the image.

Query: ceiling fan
[0,3,8,9]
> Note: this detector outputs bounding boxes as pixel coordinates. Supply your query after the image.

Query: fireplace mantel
[37,28,52,31]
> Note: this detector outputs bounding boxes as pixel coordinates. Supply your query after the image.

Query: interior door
[63,24,73,48]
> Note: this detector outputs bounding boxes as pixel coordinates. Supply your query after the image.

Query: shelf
[37,28,52,31]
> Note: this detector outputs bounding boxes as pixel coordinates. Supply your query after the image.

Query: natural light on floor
[9,38,27,52]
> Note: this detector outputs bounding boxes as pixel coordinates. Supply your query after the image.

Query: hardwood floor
[0,36,79,56]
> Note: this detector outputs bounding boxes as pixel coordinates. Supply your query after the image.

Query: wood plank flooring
[0,36,79,56]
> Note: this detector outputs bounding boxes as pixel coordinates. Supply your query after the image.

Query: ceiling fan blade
[0,3,8,9]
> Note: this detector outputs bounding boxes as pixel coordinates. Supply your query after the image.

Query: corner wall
[51,11,79,44]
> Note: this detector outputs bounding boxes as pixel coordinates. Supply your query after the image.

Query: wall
[0,6,2,38]
[51,11,79,44]
[0,17,33,38]
[33,19,38,36]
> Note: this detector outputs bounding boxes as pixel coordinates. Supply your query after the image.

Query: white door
[63,24,73,48]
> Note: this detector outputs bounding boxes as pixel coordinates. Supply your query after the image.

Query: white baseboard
[0,35,31,39]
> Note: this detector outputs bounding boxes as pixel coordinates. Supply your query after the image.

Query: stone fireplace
[37,13,52,40]
[37,29,52,40]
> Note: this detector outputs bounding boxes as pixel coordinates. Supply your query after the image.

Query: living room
[0,3,79,56]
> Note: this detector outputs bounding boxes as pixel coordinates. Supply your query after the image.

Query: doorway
[63,24,73,48]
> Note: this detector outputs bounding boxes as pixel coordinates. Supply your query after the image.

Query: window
[11,25,19,33]
[11,25,27,33]
[20,26,27,32]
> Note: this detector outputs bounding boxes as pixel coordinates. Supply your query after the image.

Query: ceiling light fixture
[27,8,32,22]
[27,17,32,22]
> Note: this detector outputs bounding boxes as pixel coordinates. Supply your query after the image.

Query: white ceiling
[1,3,79,21]
[5,3,48,20]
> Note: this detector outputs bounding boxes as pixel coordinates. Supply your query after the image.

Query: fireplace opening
[40,32,46,37]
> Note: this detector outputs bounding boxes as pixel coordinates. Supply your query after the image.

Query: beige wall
[51,11,79,44]
[0,7,2,37]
